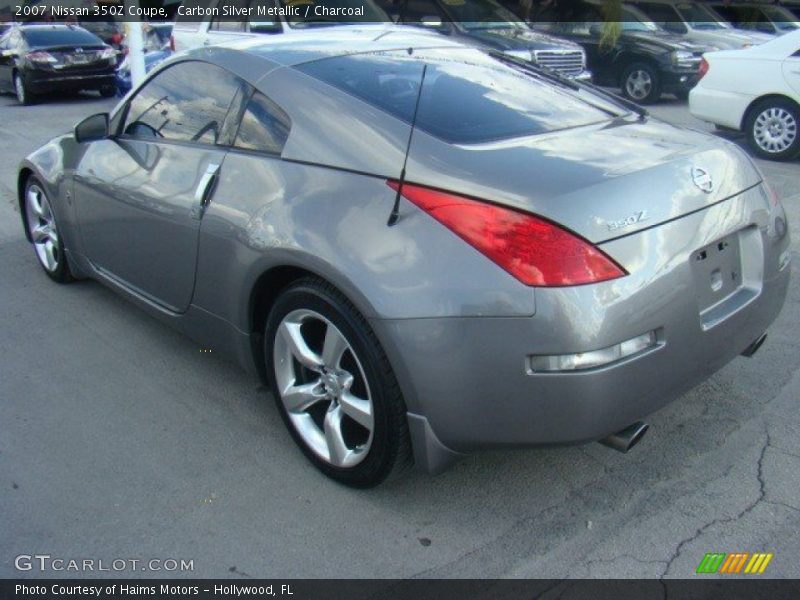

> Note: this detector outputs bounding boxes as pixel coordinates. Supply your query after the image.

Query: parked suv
[628,0,774,47]
[379,0,592,80]
[537,3,710,102]
[173,0,390,51]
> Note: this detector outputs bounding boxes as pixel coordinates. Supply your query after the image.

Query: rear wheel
[14,73,35,105]
[24,177,73,283]
[265,278,411,487]
[621,63,661,105]
[745,98,800,161]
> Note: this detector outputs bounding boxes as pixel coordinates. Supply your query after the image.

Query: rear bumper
[689,86,753,130]
[24,68,116,93]
[372,184,790,470]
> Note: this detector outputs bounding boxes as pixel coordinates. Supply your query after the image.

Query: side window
[398,0,446,24]
[211,0,247,31]
[234,92,291,154]
[122,61,243,145]
[637,3,682,29]
[248,0,283,32]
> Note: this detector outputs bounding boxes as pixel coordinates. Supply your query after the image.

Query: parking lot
[1,89,799,580]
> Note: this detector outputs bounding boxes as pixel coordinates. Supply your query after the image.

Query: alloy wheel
[25,183,60,272]
[625,69,652,101]
[753,107,797,155]
[15,75,26,105]
[273,308,374,469]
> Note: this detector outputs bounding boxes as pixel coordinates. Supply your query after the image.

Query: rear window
[22,26,103,47]
[296,49,613,144]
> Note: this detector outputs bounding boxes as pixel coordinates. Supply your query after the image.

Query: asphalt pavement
[1,90,799,580]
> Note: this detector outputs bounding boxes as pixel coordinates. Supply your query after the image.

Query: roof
[211,25,469,67]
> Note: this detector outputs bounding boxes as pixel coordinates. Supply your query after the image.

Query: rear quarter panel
[192,152,536,329]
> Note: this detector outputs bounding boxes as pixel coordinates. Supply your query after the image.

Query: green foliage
[599,0,623,51]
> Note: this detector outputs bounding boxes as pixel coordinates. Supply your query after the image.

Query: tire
[23,176,73,283]
[14,73,35,105]
[265,277,411,487]
[621,62,661,105]
[99,84,117,98]
[744,97,800,161]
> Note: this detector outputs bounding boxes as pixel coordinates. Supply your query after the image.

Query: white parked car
[690,29,800,160]
[172,0,389,51]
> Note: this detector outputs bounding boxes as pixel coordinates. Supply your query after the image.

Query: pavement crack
[660,431,770,578]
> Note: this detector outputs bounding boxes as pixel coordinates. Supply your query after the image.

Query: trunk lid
[403,117,761,244]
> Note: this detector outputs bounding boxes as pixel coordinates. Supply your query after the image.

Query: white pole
[126,0,146,87]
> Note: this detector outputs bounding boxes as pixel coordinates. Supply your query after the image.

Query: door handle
[192,163,219,219]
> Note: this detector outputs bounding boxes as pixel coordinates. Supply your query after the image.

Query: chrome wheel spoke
[43,240,57,271]
[323,405,351,467]
[282,379,327,413]
[338,390,373,431]
[274,308,374,469]
[321,323,348,369]
[31,223,50,243]
[279,320,323,371]
[25,184,60,273]
[27,189,44,217]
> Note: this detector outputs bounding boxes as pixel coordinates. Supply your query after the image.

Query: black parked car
[535,3,712,103]
[379,0,592,80]
[0,24,117,105]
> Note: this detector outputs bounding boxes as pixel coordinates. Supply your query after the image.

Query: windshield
[676,3,727,29]
[440,0,525,30]
[281,0,389,27]
[620,7,660,31]
[762,6,800,30]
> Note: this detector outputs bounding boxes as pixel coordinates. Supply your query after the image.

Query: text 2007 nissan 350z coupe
[18,29,790,487]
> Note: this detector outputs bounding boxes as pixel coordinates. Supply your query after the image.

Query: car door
[782,45,800,96]
[73,60,247,312]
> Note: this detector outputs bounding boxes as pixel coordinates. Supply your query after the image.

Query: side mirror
[75,112,109,143]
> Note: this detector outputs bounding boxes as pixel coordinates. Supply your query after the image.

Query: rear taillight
[169,34,175,52]
[698,57,709,80]
[387,181,626,287]
[26,51,57,64]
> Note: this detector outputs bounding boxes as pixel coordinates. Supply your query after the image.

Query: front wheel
[621,63,661,105]
[745,98,800,161]
[265,278,411,487]
[24,177,73,283]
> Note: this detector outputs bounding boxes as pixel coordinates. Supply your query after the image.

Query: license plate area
[692,230,761,330]
[67,53,89,65]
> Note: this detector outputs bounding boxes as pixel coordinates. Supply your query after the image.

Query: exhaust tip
[741,333,767,358]
[600,421,649,453]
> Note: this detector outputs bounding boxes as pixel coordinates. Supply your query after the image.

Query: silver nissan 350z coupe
[18,28,790,487]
